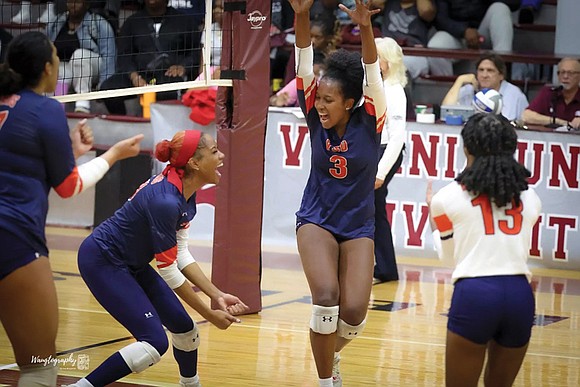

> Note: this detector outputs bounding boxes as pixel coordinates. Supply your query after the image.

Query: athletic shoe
[38,2,56,24]
[74,106,91,114]
[11,1,32,24]
[332,353,342,387]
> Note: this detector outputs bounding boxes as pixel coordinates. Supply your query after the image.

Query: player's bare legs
[0,256,59,385]
[483,339,529,386]
[335,237,373,352]
[445,330,486,387]
[297,224,339,379]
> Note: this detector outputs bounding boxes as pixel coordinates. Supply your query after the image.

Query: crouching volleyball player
[68,130,249,387]
[428,113,542,387]
[0,31,143,387]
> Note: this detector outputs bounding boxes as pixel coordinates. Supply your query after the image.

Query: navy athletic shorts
[0,227,40,280]
[295,217,373,242]
[447,275,535,348]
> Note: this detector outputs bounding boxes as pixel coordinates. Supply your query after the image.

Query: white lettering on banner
[278,123,309,168]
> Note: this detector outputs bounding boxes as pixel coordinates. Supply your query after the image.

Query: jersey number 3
[472,196,523,235]
[329,155,347,179]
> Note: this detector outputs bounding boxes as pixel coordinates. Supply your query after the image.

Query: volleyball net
[5,0,231,109]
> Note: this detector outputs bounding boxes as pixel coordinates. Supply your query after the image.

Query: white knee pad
[171,324,200,352]
[18,362,58,387]
[337,318,366,339]
[119,341,161,373]
[310,305,339,334]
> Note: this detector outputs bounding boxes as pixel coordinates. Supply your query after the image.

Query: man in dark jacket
[426,0,520,76]
[99,0,201,115]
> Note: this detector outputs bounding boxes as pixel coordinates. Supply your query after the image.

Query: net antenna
[53,0,232,104]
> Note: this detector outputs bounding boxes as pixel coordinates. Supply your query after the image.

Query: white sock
[65,378,94,387]
[179,374,200,387]
[17,363,58,387]
[75,100,90,112]
[319,377,333,387]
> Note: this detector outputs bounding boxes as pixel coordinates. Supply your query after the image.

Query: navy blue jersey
[0,91,76,256]
[295,46,387,239]
[92,174,197,271]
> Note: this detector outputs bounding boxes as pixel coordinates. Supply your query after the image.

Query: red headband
[173,130,202,167]
[162,130,202,193]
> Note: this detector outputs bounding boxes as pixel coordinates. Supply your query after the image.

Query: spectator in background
[271,49,326,107]
[0,27,12,62]
[373,37,409,284]
[522,58,580,129]
[99,0,202,115]
[373,0,436,80]
[271,0,296,90]
[284,18,338,86]
[518,0,542,24]
[46,0,116,113]
[168,0,205,33]
[441,54,528,121]
[427,0,520,76]
[55,0,121,32]
[310,0,339,25]
[200,0,223,68]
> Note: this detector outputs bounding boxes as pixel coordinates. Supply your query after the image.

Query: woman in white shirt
[373,37,407,283]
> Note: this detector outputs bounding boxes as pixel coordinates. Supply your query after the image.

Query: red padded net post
[211,0,271,313]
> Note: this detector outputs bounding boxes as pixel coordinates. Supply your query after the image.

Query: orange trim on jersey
[304,82,316,113]
[296,76,304,91]
[54,166,82,198]
[0,111,9,130]
[433,214,453,233]
[375,111,386,133]
[155,245,177,268]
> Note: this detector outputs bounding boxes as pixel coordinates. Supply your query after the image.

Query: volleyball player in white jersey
[428,113,541,387]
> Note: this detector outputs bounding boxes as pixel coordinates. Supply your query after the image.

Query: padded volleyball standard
[472,88,503,115]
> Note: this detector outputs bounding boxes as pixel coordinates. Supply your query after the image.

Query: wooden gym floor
[1,226,579,386]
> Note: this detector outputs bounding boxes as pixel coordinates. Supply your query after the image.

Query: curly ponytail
[456,113,531,208]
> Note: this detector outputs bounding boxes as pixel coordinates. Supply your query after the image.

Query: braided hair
[456,113,530,208]
[323,49,364,104]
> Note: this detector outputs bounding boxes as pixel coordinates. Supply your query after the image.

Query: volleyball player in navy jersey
[68,130,248,387]
[428,114,541,387]
[288,1,386,386]
[0,31,143,387]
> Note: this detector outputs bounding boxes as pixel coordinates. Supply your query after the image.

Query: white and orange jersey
[430,181,541,282]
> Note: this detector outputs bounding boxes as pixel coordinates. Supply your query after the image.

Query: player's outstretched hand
[339,0,381,27]
[208,309,241,330]
[216,293,250,316]
[287,0,314,14]
[110,134,145,162]
[71,119,94,159]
